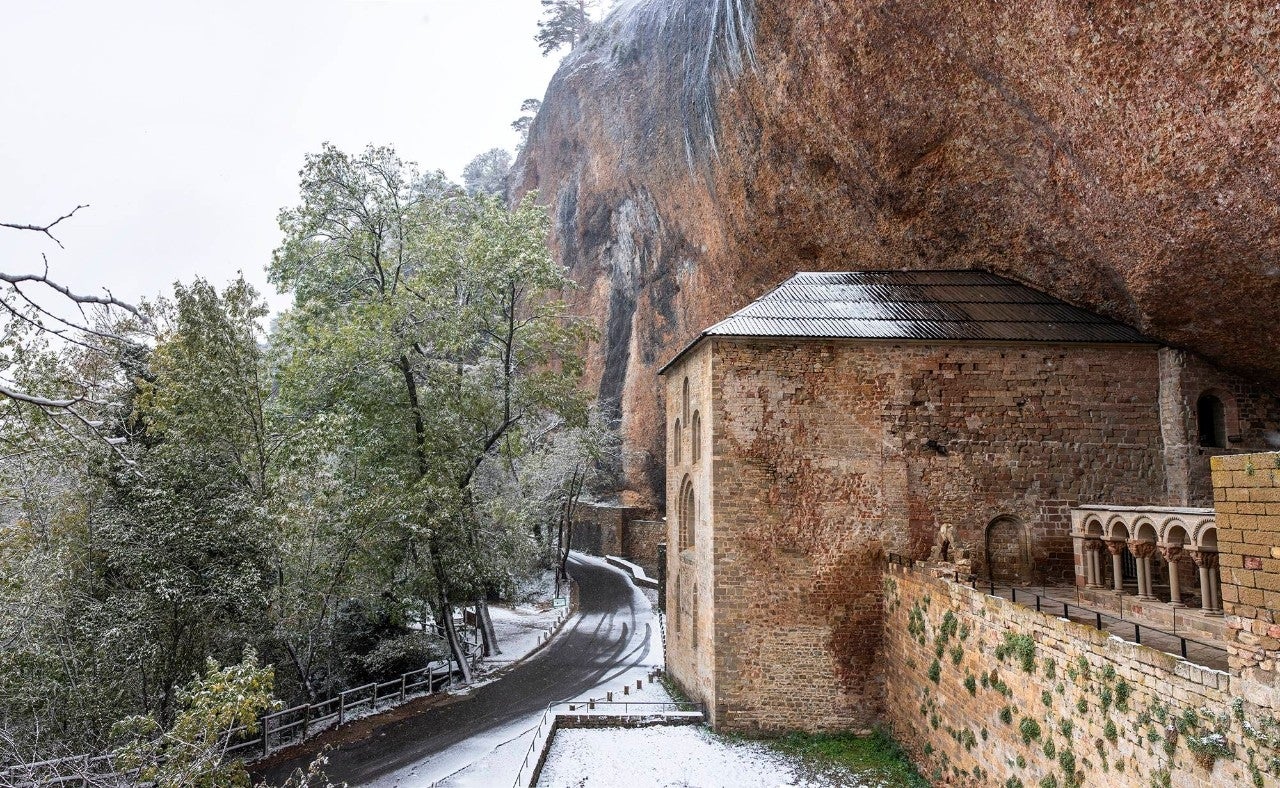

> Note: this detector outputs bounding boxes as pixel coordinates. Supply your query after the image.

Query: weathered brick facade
[663,335,1279,732]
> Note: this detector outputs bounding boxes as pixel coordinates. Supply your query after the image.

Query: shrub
[1020,717,1043,744]
[999,706,1014,725]
[928,659,942,684]
[1104,719,1118,744]
[964,674,977,696]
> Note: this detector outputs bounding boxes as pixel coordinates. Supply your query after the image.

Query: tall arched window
[691,411,701,464]
[673,418,682,465]
[1197,393,1227,448]
[678,477,695,550]
[682,377,691,423]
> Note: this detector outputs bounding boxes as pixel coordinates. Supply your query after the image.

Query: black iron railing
[885,554,1227,670]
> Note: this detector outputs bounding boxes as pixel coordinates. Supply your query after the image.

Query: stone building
[659,270,1280,731]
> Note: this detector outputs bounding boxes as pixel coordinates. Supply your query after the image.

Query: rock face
[515,0,1280,507]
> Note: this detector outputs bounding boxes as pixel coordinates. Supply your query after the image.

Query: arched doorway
[986,515,1031,584]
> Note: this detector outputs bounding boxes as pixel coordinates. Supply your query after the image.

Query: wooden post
[401,674,407,703]
[339,691,346,726]
[372,682,377,709]
[302,705,309,741]
[261,714,270,758]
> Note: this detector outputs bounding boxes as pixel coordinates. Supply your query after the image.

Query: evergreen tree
[535,0,597,56]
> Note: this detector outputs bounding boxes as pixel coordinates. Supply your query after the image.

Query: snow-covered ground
[479,600,567,672]
[537,727,880,788]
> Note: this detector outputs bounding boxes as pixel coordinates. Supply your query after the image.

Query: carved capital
[1084,538,1107,553]
[1128,540,1157,559]
[1104,539,1126,556]
[1159,544,1184,564]
[1189,550,1219,569]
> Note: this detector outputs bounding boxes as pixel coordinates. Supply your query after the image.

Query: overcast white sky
[0,0,563,314]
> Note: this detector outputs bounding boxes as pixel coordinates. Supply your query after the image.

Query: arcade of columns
[1072,506,1221,616]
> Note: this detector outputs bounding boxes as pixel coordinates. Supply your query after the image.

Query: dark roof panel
[702,271,1152,344]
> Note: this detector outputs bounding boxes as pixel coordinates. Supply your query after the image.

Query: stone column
[1190,550,1221,614]
[1160,544,1185,607]
[1105,540,1126,593]
[1129,540,1156,599]
[1085,539,1106,589]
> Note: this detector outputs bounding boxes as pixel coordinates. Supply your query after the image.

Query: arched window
[682,377,691,423]
[691,411,701,464]
[1197,393,1227,448]
[673,418,682,465]
[678,477,695,550]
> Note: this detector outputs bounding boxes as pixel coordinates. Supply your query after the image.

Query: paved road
[256,553,660,787]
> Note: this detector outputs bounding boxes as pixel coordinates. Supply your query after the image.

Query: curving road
[255,553,661,787]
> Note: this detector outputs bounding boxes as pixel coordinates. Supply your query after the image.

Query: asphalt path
[255,553,659,787]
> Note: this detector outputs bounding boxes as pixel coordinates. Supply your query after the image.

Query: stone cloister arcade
[1070,505,1221,615]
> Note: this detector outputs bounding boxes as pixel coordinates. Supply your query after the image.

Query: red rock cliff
[515,0,1280,507]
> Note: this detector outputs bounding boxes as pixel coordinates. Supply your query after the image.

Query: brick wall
[664,341,717,715]
[885,564,1278,787]
[705,339,1174,732]
[571,502,652,563]
[1215,452,1280,709]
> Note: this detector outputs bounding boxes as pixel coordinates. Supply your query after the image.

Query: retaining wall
[884,564,1280,787]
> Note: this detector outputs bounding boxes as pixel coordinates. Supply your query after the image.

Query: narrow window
[679,478,695,550]
[691,411,701,464]
[673,418,682,465]
[682,377,691,424]
[1197,393,1227,448]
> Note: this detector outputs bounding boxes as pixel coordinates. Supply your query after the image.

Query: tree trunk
[476,598,500,657]
[440,596,472,685]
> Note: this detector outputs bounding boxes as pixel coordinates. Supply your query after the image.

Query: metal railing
[512,679,698,788]
[885,554,1228,671]
[3,653,471,787]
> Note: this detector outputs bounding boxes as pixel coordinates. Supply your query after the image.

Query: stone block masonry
[1214,452,1280,710]
[884,563,1280,787]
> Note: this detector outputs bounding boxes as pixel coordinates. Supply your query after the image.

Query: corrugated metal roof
[659,270,1153,374]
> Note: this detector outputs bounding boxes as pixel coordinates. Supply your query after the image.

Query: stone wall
[1215,452,1280,708]
[884,564,1280,787]
[702,338,1176,732]
[571,502,653,565]
[664,340,717,715]
[623,519,664,575]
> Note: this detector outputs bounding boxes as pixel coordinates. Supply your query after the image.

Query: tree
[269,143,591,680]
[536,0,598,56]
[461,149,511,198]
[511,99,542,148]
[97,277,273,725]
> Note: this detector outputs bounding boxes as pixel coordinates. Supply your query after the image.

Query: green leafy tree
[112,648,279,788]
[269,143,591,680]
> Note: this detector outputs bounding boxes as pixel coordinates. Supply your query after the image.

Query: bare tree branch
[0,204,88,248]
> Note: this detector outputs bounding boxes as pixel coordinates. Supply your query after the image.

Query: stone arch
[1199,526,1218,552]
[1192,519,1217,545]
[1106,515,1131,541]
[1134,519,1158,543]
[985,515,1031,584]
[1085,517,1104,537]
[1164,521,1189,547]
[678,476,695,550]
